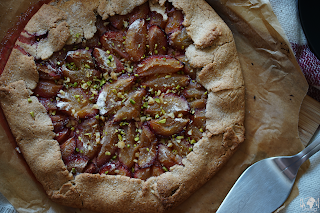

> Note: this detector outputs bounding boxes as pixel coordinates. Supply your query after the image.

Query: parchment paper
[0,0,310,212]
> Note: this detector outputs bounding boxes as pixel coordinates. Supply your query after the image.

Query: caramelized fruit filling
[33,2,207,180]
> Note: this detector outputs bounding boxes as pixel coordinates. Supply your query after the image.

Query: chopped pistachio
[158,118,166,124]
[176,136,184,140]
[162,166,168,172]
[142,102,148,108]
[130,99,136,104]
[30,111,35,118]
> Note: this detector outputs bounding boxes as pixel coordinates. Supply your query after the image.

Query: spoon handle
[296,127,320,164]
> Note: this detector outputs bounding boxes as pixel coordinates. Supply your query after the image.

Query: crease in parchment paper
[0,0,309,212]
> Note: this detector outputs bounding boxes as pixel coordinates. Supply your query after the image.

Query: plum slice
[57,87,98,119]
[38,97,58,112]
[176,55,197,80]
[76,117,101,159]
[148,25,168,55]
[171,138,192,157]
[33,80,63,98]
[149,116,189,137]
[96,121,118,167]
[142,73,190,92]
[133,165,164,180]
[66,49,94,69]
[129,2,149,24]
[165,9,183,35]
[93,48,124,73]
[100,31,129,59]
[186,109,206,142]
[137,125,157,168]
[133,167,151,180]
[62,65,100,84]
[137,143,157,168]
[37,62,61,80]
[113,88,146,122]
[135,55,183,76]
[183,81,207,99]
[99,162,131,177]
[125,19,147,62]
[55,128,71,144]
[118,123,139,168]
[169,28,192,51]
[96,76,135,116]
[158,144,182,169]
[60,136,76,161]
[83,160,98,174]
[183,81,208,110]
[62,49,100,83]
[50,114,69,132]
[109,14,129,30]
[144,93,189,117]
[148,11,167,29]
[96,16,111,37]
[189,98,206,109]
[151,165,165,176]
[66,155,89,174]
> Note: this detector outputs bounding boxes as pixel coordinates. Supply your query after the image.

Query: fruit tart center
[33,2,207,180]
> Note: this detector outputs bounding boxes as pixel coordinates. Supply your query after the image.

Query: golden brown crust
[98,0,148,20]
[0,0,245,212]
[0,81,73,194]
[170,0,233,49]
[54,0,99,45]
[0,48,38,90]
[206,87,245,136]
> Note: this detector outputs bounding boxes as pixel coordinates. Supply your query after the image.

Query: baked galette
[0,0,245,212]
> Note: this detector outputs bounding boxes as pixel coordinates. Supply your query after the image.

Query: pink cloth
[269,0,320,102]
[291,43,320,101]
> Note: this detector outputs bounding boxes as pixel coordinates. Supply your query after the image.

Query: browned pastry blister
[0,0,245,212]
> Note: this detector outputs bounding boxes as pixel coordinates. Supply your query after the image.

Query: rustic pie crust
[0,0,245,212]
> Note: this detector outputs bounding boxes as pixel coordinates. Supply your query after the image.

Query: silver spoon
[216,127,320,213]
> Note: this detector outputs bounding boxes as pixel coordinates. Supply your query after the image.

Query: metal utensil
[216,127,320,213]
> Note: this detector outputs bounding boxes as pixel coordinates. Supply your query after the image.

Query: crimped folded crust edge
[0,0,245,212]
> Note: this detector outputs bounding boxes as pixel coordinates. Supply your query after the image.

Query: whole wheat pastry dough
[0,0,245,212]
